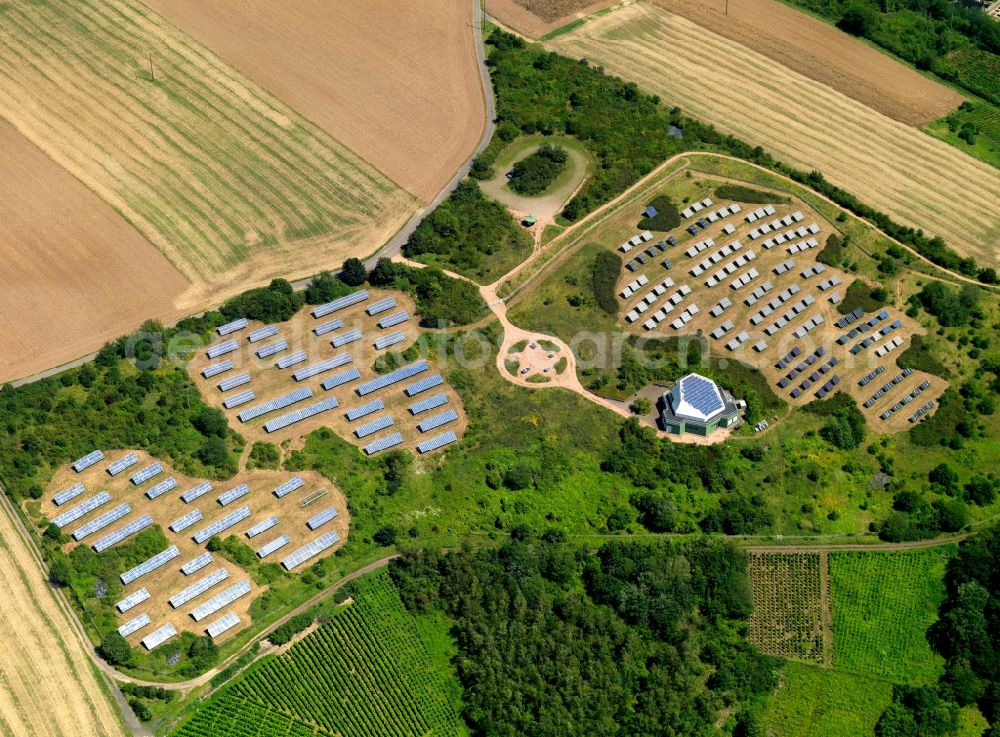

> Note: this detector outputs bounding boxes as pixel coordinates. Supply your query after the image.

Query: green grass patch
[714,184,791,205]
[829,548,954,684]
[526,374,551,383]
[764,662,893,737]
[896,334,948,377]
[508,143,569,196]
[537,339,560,352]
[837,279,891,315]
[504,358,520,375]
[508,339,528,353]
[591,248,621,314]
[636,194,680,231]
[554,357,568,375]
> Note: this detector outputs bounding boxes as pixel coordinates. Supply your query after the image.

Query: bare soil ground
[0,120,189,384]
[649,0,962,126]
[488,0,622,38]
[0,500,127,737]
[0,0,414,302]
[36,450,350,644]
[142,0,486,202]
[186,292,468,456]
[547,4,1000,268]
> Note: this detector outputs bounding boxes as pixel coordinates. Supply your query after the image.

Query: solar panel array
[169,568,230,608]
[312,289,368,318]
[217,317,248,336]
[355,415,394,438]
[245,516,278,538]
[374,331,406,350]
[256,534,290,558]
[366,297,396,316]
[53,483,86,506]
[116,588,150,613]
[331,328,363,348]
[356,360,427,396]
[404,373,444,397]
[417,430,458,454]
[72,503,132,541]
[276,350,308,369]
[256,339,288,359]
[121,546,180,584]
[53,491,112,528]
[92,513,153,552]
[118,613,152,638]
[263,397,339,433]
[181,481,213,503]
[321,367,361,391]
[223,390,256,409]
[202,359,234,379]
[131,462,163,485]
[680,375,725,416]
[206,611,241,639]
[293,353,351,382]
[281,531,341,570]
[408,392,448,415]
[345,398,385,422]
[417,408,458,433]
[314,318,344,336]
[218,483,250,506]
[207,339,238,359]
[377,311,410,329]
[170,509,203,534]
[181,552,214,576]
[190,580,252,621]
[193,506,251,544]
[72,450,104,473]
[363,432,403,455]
[218,372,251,392]
[306,507,338,530]
[239,387,313,423]
[107,453,138,476]
[146,477,177,500]
[248,325,279,343]
[273,476,304,498]
[142,623,177,650]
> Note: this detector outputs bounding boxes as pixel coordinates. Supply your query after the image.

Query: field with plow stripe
[547,3,1000,268]
[0,0,415,293]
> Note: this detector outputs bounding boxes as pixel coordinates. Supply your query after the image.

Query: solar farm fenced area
[38,449,349,646]
[607,175,945,433]
[187,288,467,455]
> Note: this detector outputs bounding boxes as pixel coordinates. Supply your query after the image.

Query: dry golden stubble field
[648,0,963,125]
[0,498,128,737]
[0,119,189,385]
[141,0,486,202]
[546,4,1000,268]
[0,0,415,299]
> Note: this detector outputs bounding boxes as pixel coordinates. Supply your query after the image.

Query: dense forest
[508,143,569,195]
[390,535,777,736]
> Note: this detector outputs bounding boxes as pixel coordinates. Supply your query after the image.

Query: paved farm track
[547,4,1000,268]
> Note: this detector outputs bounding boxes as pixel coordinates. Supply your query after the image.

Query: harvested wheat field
[649,0,963,125]
[0,120,188,384]
[143,0,486,202]
[547,3,1000,268]
[0,500,127,737]
[488,0,622,38]
[0,0,415,296]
